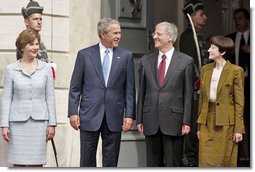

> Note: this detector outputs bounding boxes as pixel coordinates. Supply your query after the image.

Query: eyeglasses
[151,32,170,37]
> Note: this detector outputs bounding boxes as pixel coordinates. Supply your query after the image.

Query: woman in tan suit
[197,36,245,167]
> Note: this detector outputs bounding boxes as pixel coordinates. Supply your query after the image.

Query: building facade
[0,0,250,167]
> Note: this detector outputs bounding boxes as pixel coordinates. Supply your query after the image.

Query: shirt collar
[99,42,113,54]
[13,59,46,71]
[159,47,175,60]
[238,30,249,38]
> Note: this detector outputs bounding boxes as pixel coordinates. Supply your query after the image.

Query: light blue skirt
[8,118,48,165]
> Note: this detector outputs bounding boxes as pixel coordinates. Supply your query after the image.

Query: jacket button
[216,103,219,106]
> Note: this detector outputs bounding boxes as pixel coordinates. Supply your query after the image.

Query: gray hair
[156,22,178,43]
[97,18,120,38]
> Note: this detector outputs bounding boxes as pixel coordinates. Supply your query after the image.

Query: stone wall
[0,0,101,167]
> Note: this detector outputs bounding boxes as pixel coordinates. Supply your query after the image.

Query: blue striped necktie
[102,49,110,85]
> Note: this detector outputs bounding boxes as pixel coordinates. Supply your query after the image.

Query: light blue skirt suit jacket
[0,60,56,165]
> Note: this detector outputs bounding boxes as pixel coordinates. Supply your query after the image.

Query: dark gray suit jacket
[137,50,194,136]
[68,44,136,132]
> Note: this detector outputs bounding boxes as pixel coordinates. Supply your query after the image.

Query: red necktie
[158,54,166,87]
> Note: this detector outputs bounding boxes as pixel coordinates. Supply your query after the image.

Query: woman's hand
[1,127,10,142]
[197,131,200,139]
[46,126,56,142]
[233,133,242,143]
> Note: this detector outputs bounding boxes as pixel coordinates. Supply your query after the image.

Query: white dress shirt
[235,30,249,65]
[157,48,174,77]
[209,66,224,102]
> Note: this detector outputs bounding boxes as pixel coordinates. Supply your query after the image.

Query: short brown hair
[208,36,234,59]
[16,29,40,52]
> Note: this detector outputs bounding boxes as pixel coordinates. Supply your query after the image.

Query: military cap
[21,0,44,19]
[182,0,204,15]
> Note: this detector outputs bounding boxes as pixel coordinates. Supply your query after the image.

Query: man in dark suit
[137,22,194,167]
[68,18,136,167]
[226,8,250,166]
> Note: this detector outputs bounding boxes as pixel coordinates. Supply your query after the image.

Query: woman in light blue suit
[0,29,56,167]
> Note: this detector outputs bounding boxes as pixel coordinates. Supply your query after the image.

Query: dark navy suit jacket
[68,44,136,132]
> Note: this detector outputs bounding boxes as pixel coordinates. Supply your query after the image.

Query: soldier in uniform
[179,0,209,167]
[17,0,48,62]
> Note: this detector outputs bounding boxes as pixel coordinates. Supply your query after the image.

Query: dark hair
[16,29,40,52]
[234,8,250,20]
[209,36,234,59]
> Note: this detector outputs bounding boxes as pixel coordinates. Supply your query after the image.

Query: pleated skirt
[8,118,48,165]
[198,102,238,167]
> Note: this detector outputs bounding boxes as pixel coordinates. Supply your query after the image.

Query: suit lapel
[149,54,160,87]
[216,61,231,95]
[162,51,181,87]
[204,63,214,99]
[90,44,105,86]
[107,48,121,86]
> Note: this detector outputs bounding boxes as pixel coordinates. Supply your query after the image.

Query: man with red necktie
[137,22,194,167]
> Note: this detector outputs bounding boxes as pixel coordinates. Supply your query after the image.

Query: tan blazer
[197,61,245,133]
